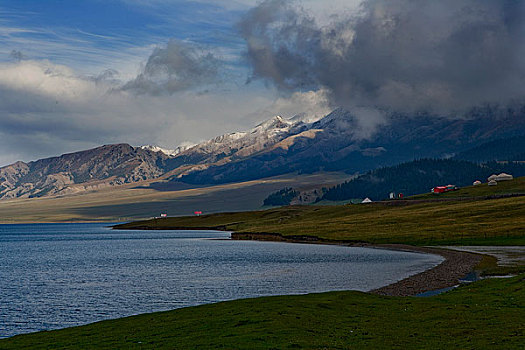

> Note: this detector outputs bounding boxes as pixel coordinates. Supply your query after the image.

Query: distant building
[473,180,482,186]
[389,192,395,199]
[488,180,498,186]
[488,174,498,182]
[495,173,513,181]
[432,186,447,193]
[432,185,458,194]
[361,197,373,203]
[487,173,513,183]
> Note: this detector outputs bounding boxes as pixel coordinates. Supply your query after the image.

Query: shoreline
[113,223,490,296]
[112,225,487,296]
[231,232,484,297]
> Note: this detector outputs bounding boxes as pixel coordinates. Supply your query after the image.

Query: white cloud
[0,59,288,166]
[247,89,333,123]
[0,60,100,99]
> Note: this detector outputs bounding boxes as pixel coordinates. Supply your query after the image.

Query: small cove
[0,223,444,338]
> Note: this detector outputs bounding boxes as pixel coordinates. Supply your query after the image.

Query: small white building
[495,173,513,181]
[488,180,498,186]
[362,197,373,203]
[473,180,482,186]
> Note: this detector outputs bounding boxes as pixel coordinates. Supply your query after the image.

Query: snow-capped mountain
[179,116,300,159]
[140,116,298,161]
[0,116,302,200]
[1,106,524,200]
[139,144,193,157]
[175,107,525,184]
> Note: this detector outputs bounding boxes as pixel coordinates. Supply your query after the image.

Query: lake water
[0,223,443,338]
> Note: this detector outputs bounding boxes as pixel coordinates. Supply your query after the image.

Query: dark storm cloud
[239,0,525,114]
[122,39,221,95]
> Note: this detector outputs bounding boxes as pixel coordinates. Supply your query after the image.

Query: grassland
[0,172,348,223]
[116,192,525,247]
[1,274,523,349]
[1,178,523,348]
[409,176,525,200]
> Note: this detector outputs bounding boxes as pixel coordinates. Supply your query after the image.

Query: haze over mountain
[1,105,524,200]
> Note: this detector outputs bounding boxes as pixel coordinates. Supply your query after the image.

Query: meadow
[1,178,523,349]
[117,191,525,247]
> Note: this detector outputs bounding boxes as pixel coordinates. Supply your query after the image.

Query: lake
[0,223,443,338]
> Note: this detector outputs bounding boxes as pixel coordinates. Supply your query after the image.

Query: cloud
[248,89,332,123]
[9,49,24,61]
[239,0,525,115]
[122,39,221,95]
[0,60,144,160]
[0,59,282,166]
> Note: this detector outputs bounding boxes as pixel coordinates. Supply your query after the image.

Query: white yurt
[495,173,513,181]
[488,180,498,186]
[473,180,482,186]
[487,174,498,182]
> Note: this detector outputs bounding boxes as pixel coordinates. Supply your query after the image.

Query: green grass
[116,194,525,246]
[1,275,523,349]
[409,176,525,200]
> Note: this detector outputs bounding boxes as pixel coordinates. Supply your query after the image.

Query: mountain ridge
[1,106,524,200]
[0,144,171,199]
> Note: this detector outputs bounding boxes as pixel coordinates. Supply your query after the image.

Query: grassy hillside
[116,180,525,246]
[320,159,525,201]
[1,274,523,349]
[409,176,525,200]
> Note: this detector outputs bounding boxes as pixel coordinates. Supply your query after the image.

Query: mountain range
[1,106,524,200]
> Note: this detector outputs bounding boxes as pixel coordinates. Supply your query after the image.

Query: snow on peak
[210,132,248,144]
[140,144,193,157]
[252,115,292,132]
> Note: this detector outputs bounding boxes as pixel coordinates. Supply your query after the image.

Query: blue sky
[0,0,251,77]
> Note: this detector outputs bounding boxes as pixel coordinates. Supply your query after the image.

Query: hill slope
[177,107,525,185]
[0,144,172,199]
[319,159,525,201]
[454,135,525,162]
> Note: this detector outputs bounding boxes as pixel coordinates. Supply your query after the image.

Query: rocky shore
[370,245,482,296]
[232,232,484,297]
